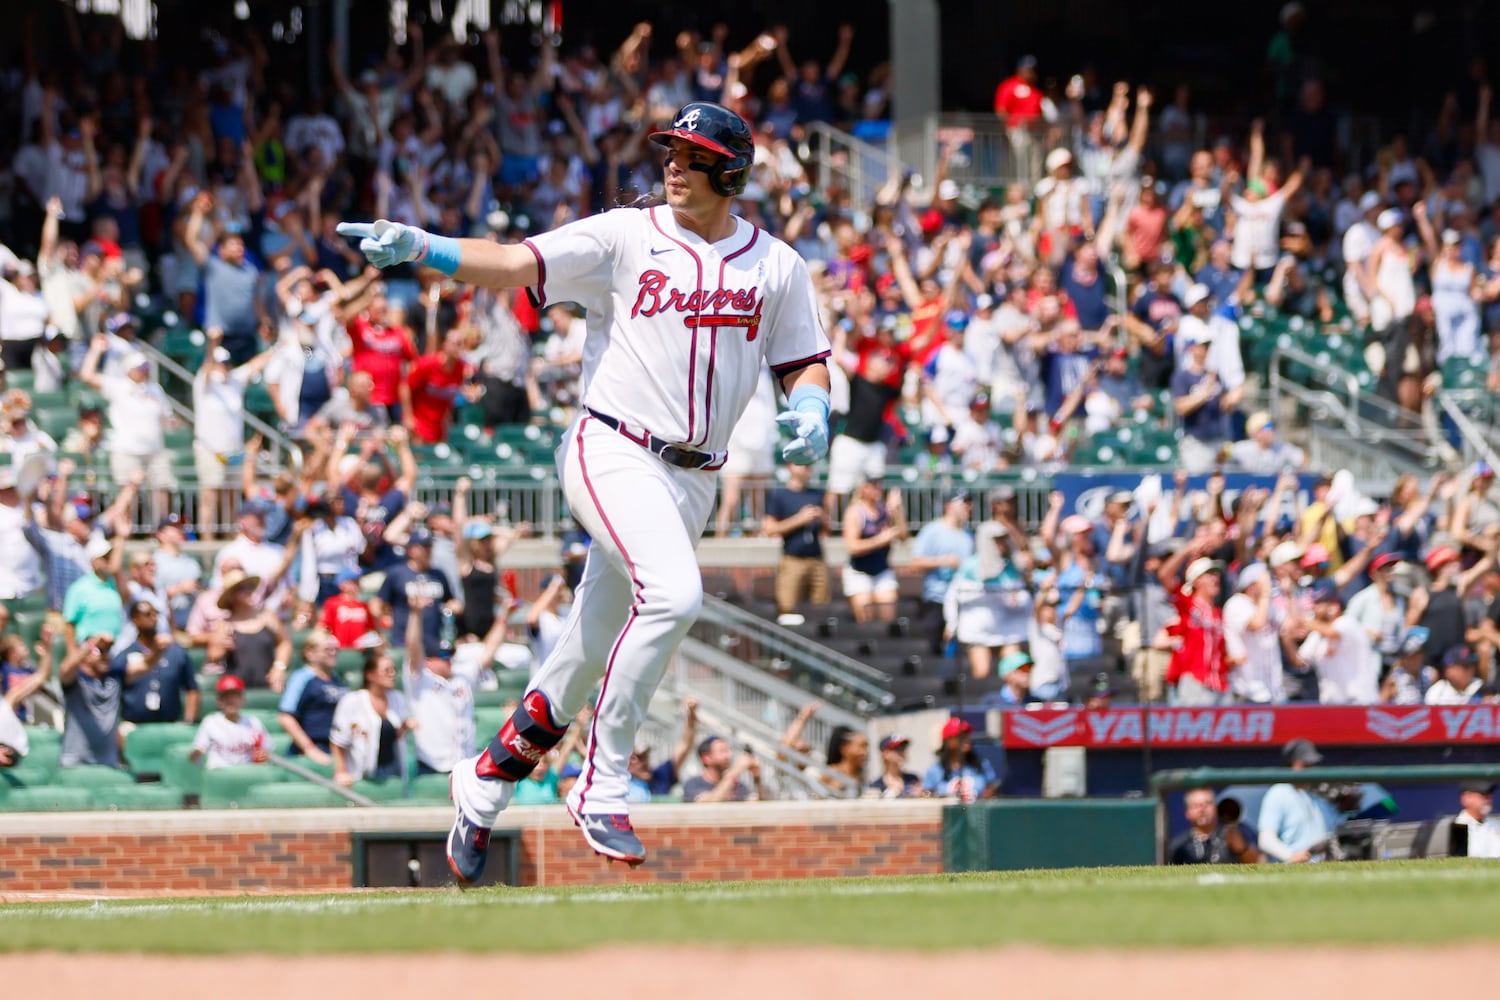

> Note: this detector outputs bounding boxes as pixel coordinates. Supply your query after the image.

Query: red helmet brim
[649,128,734,158]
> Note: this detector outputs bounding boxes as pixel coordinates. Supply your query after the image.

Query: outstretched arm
[337,221,539,289]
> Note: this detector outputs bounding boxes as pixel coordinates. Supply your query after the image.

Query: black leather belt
[585,408,722,470]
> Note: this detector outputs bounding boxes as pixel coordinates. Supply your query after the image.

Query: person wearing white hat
[79,330,178,509]
[1174,283,1214,366]
[1157,540,1231,706]
[1230,411,1307,475]
[1425,221,1482,365]
[62,534,124,654]
[192,329,277,541]
[1366,207,1416,333]
[1036,145,1092,242]
[1223,562,1286,704]
[1340,190,1384,327]
[1170,296,1243,473]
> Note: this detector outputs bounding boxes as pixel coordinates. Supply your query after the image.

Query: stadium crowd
[2,5,1500,804]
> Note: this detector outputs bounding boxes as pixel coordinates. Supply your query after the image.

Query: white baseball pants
[529,414,716,816]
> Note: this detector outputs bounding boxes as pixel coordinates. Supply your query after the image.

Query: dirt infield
[7,946,1489,1000]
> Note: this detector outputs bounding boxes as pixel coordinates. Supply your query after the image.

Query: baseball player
[340,102,831,882]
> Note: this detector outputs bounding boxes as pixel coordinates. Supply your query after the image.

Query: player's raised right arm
[336,220,539,291]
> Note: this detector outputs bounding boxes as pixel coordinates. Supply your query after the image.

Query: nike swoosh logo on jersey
[649,247,674,255]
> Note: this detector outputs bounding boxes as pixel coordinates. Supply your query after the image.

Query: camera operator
[1258,739,1335,863]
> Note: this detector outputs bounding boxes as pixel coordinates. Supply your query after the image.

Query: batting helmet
[649,102,754,198]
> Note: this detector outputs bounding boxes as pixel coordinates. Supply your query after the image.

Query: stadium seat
[243,689,284,711]
[160,743,202,798]
[474,707,508,738]
[200,763,287,809]
[0,786,94,811]
[351,778,408,804]
[397,772,454,805]
[52,764,135,790]
[240,782,347,808]
[92,785,184,811]
[124,723,198,779]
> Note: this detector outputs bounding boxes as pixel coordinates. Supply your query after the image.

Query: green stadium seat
[160,743,203,797]
[397,772,454,804]
[93,785,184,811]
[335,648,369,679]
[0,752,57,788]
[53,764,135,790]
[5,370,35,391]
[351,778,408,803]
[200,763,286,809]
[243,688,284,711]
[6,590,49,614]
[240,782,348,808]
[124,723,198,779]
[496,670,528,702]
[474,707,508,738]
[473,688,513,707]
[0,786,94,811]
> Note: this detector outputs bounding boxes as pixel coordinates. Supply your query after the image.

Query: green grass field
[5,861,1500,953]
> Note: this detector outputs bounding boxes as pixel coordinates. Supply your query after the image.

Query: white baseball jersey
[523,206,830,453]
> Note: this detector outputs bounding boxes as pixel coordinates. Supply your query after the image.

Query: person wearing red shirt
[406,328,477,444]
[347,295,420,419]
[993,56,1044,127]
[1159,543,1231,706]
[319,568,377,648]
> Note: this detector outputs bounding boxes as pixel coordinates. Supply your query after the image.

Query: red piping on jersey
[574,416,643,815]
[694,226,761,448]
[649,207,705,442]
[522,239,547,309]
[770,350,833,374]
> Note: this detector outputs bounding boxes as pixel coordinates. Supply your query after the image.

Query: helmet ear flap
[711,155,752,197]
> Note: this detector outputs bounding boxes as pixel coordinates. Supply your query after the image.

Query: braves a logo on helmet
[675,108,702,131]
[1365,707,1431,742]
[1007,711,1081,746]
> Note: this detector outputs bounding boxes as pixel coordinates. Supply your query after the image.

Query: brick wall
[520,817,943,886]
[0,802,944,895]
[0,831,350,894]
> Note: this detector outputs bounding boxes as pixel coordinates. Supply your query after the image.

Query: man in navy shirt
[1040,323,1099,419]
[762,464,829,627]
[117,601,200,726]
[374,530,455,651]
[1171,325,1243,473]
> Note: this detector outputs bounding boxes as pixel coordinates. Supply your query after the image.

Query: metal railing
[1437,392,1500,470]
[693,595,895,716]
[135,338,300,470]
[1268,344,1437,477]
[920,115,1073,191]
[801,121,903,208]
[669,637,866,799]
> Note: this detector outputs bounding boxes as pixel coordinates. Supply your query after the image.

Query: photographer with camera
[1258,739,1336,863]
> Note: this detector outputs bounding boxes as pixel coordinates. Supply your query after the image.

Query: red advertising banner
[1001,705,1500,749]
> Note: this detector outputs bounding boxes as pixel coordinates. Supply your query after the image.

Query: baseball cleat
[567,804,646,866]
[446,803,491,885]
[446,756,512,885]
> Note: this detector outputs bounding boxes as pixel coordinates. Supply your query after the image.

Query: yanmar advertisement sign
[1001,706,1500,749]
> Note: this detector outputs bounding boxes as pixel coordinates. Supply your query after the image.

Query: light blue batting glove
[335,219,429,269]
[776,384,831,465]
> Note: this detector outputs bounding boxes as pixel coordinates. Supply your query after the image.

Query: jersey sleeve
[763,250,831,377]
[521,210,630,314]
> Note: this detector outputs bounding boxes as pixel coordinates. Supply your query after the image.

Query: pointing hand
[776,409,829,465]
[335,220,426,269]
